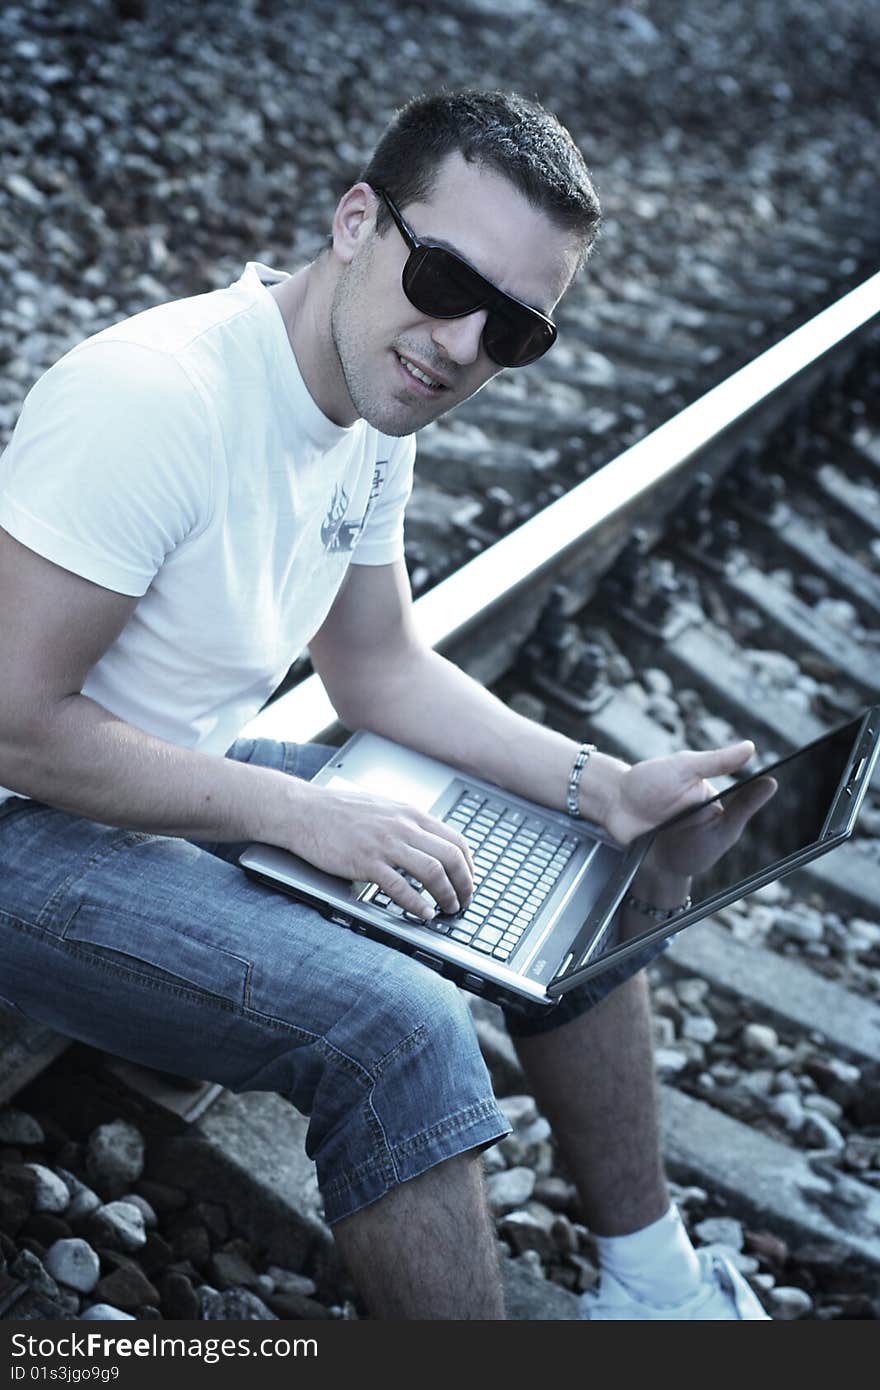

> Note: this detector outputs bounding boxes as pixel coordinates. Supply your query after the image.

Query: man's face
[329,153,581,436]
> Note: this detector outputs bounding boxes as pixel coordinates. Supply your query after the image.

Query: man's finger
[676,740,756,780]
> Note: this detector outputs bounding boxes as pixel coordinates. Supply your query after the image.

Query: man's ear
[331,182,380,265]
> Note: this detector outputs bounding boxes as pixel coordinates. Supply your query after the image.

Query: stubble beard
[330,257,461,437]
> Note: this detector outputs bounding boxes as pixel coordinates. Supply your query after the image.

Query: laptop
[239,707,880,1015]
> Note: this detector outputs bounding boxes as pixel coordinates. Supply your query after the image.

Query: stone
[5,173,46,208]
[469,1012,525,1093]
[138,1232,175,1278]
[769,1092,805,1133]
[135,1180,189,1214]
[167,1219,211,1270]
[768,1285,813,1319]
[159,1271,200,1320]
[643,667,673,696]
[79,1304,135,1320]
[497,1094,539,1129]
[801,1111,845,1153]
[499,1209,555,1259]
[532,1176,578,1213]
[265,1289,333,1319]
[652,1014,677,1047]
[85,1120,145,1197]
[803,1094,844,1123]
[56,1168,102,1221]
[95,1264,160,1312]
[193,1200,229,1244]
[520,1117,552,1149]
[265,1266,318,1298]
[23,1164,70,1214]
[200,1286,278,1320]
[10,1248,61,1300]
[772,908,825,944]
[0,1109,44,1145]
[740,1023,778,1056]
[682,1015,718,1044]
[744,1230,789,1265]
[486,1166,536,1214]
[210,1250,263,1291]
[693,1217,744,1251]
[44,1238,100,1294]
[654,1047,689,1076]
[849,918,880,949]
[122,1193,158,1229]
[482,1145,507,1175]
[87,1200,147,1252]
[673,978,710,1009]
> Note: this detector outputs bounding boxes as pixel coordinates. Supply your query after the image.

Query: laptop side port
[413,951,445,972]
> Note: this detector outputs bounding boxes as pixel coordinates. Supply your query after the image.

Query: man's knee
[306,964,506,1224]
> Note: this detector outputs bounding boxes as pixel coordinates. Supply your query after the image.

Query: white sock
[595,1204,703,1305]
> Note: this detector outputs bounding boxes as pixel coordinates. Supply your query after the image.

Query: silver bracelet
[566,742,596,818]
[623,892,693,921]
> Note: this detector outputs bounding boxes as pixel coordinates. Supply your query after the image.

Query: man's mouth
[395,351,450,394]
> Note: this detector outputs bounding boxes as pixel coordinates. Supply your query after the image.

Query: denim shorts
[0,738,660,1222]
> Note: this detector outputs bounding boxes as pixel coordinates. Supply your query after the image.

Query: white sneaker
[578,1248,771,1320]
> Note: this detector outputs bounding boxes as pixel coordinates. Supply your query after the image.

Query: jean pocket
[62,903,252,1008]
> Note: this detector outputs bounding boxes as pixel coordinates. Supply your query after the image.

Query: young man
[0,91,767,1319]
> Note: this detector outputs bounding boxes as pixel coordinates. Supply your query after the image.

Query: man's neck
[267,261,358,428]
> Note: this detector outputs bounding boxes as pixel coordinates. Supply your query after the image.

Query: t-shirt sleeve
[349,432,416,567]
[0,339,214,596]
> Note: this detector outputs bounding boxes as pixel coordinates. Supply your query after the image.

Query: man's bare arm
[0,531,471,917]
[309,560,755,842]
[310,560,626,818]
[0,529,314,841]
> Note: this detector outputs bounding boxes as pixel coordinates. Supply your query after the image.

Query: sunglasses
[374,187,558,369]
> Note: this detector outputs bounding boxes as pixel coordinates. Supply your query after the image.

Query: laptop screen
[578,714,866,971]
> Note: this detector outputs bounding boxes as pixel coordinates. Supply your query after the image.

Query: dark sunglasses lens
[402,244,557,369]
[403,247,484,318]
[483,309,556,368]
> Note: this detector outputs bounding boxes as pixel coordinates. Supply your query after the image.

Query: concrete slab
[147,1089,330,1275]
[0,1011,69,1107]
[585,694,680,762]
[501,1252,581,1320]
[662,624,825,750]
[815,468,880,541]
[725,566,880,698]
[750,510,880,621]
[100,1057,224,1123]
[666,921,880,1064]
[658,1085,880,1269]
[788,840,880,920]
[148,1086,581,1319]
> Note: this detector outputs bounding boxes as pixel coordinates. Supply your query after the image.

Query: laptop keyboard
[366,788,582,964]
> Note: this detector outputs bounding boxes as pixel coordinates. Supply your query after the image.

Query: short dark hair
[360,90,601,268]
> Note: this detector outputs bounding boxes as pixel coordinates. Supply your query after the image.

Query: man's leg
[512,970,667,1235]
[334,1151,504,1319]
[0,766,510,1321]
[510,967,770,1318]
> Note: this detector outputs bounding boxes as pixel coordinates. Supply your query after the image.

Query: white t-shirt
[0,262,415,801]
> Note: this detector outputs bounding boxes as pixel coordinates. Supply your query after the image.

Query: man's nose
[430,309,489,366]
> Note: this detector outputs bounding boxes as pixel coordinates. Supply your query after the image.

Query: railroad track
[2,241,880,1318]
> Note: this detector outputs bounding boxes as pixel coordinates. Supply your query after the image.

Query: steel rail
[244,270,880,745]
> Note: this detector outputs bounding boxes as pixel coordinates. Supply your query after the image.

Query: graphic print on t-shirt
[321,460,388,553]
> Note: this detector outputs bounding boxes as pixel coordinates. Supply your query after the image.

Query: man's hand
[290,783,474,921]
[600,740,756,845]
